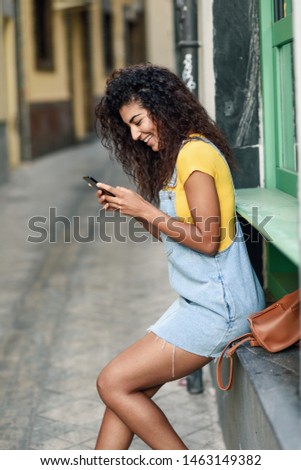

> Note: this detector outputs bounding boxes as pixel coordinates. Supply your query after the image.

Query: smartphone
[82,176,115,197]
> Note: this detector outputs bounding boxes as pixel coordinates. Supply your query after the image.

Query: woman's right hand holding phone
[96,183,154,219]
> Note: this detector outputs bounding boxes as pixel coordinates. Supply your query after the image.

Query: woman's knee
[96,365,122,405]
[96,363,161,406]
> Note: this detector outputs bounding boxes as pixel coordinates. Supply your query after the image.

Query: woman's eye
[135,119,142,126]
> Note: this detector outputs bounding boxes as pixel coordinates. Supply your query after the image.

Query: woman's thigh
[98,332,212,394]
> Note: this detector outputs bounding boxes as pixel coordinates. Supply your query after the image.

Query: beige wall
[0,13,6,121]
[22,0,70,103]
[112,0,133,69]
[145,0,175,70]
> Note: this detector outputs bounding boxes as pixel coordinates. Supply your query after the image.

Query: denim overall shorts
[148,138,265,358]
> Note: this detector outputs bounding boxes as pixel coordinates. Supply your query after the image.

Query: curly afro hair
[95,63,234,202]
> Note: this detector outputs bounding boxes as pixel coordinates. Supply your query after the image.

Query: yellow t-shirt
[166,137,235,252]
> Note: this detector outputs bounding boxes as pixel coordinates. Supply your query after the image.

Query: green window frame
[259,0,298,298]
[259,0,297,197]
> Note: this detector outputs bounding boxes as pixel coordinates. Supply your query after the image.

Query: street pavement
[0,139,225,450]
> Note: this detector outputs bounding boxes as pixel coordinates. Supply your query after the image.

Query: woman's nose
[131,126,141,141]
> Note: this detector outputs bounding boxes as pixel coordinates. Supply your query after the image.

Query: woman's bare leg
[95,333,212,450]
[95,385,161,450]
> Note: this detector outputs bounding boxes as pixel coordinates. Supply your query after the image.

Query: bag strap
[281,293,300,311]
[216,333,254,391]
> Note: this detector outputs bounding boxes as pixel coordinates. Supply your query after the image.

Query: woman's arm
[134,217,162,241]
[96,171,220,255]
[143,171,220,255]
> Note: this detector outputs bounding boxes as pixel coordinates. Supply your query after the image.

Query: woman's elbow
[202,234,220,256]
[207,244,219,257]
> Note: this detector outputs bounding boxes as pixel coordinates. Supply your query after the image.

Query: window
[260,0,297,197]
[123,4,146,66]
[102,0,114,74]
[33,0,54,71]
[259,0,298,297]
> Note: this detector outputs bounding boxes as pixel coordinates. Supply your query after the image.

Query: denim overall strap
[168,167,177,188]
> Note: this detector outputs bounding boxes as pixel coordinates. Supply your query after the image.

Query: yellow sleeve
[176,140,219,185]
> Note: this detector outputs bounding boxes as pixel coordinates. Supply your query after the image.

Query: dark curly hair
[95,63,234,202]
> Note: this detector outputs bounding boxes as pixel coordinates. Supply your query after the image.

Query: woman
[93,64,265,450]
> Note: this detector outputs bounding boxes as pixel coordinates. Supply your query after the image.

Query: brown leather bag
[216,289,300,391]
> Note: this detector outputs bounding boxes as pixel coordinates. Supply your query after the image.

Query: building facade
[0,0,151,177]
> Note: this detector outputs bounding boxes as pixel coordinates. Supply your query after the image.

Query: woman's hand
[96,183,149,218]
[96,183,162,241]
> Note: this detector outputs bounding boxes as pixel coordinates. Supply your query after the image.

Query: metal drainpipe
[174,0,200,97]
[15,0,32,161]
[173,0,204,395]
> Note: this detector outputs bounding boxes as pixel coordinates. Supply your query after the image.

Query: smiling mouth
[144,135,153,146]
